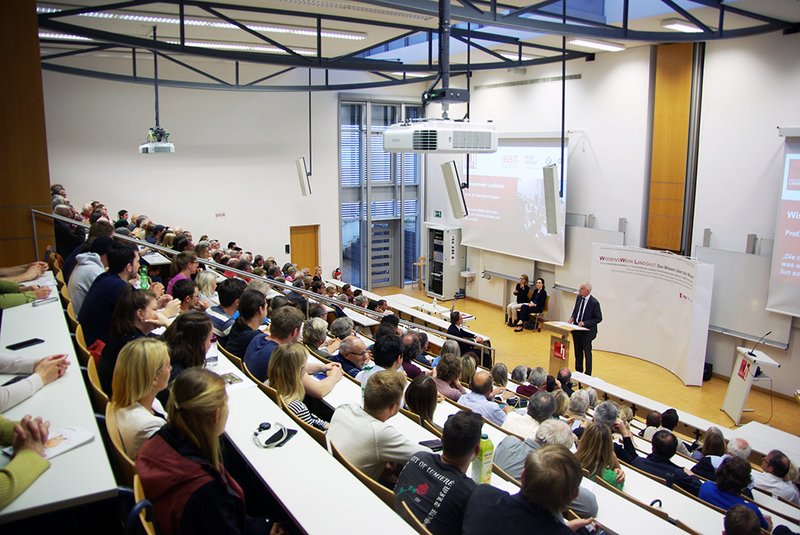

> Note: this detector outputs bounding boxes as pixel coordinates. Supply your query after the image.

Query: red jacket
[136,427,246,535]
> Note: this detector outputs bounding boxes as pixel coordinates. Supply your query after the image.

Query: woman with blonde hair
[551,389,570,418]
[268,343,329,431]
[575,422,625,490]
[158,231,176,249]
[195,270,218,307]
[111,338,171,458]
[137,368,284,534]
[459,353,477,385]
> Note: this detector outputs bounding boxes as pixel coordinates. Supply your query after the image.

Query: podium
[542,321,587,377]
[721,347,780,425]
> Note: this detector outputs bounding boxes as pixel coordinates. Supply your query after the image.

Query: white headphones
[252,421,289,449]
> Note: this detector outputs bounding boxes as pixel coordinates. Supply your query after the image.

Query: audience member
[567,389,590,428]
[502,391,554,439]
[355,334,403,387]
[490,363,508,389]
[328,370,430,482]
[752,450,799,505]
[400,333,424,379]
[0,261,47,284]
[329,317,355,342]
[67,235,112,315]
[432,353,466,402]
[78,242,140,346]
[395,411,482,534]
[331,335,370,378]
[166,252,199,296]
[0,351,68,412]
[300,317,331,358]
[404,375,438,429]
[510,365,528,386]
[98,287,169,395]
[222,289,266,358]
[462,445,591,535]
[458,370,512,426]
[557,367,574,396]
[137,368,284,534]
[692,437,752,481]
[0,278,51,309]
[244,306,304,382]
[699,456,771,530]
[459,353,477,385]
[172,278,202,314]
[551,389,569,418]
[621,429,702,496]
[575,422,625,489]
[53,204,85,259]
[110,338,170,458]
[515,366,546,398]
[447,311,487,366]
[690,426,725,461]
[0,414,51,510]
[414,331,433,364]
[162,311,213,395]
[642,408,692,457]
[431,339,460,368]
[724,505,762,535]
[206,277,247,343]
[268,343,329,431]
[195,270,218,308]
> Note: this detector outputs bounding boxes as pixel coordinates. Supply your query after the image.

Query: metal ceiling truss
[37,0,798,92]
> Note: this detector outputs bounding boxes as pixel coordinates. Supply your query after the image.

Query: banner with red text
[591,245,713,386]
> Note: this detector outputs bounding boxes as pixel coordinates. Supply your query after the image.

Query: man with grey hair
[502,391,555,439]
[510,365,528,385]
[330,317,355,340]
[493,419,598,519]
[568,390,590,420]
[331,335,371,378]
[568,282,602,375]
[691,437,753,482]
[516,366,546,398]
[353,294,369,308]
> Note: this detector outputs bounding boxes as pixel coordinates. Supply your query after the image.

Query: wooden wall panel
[647,43,693,252]
[0,0,54,264]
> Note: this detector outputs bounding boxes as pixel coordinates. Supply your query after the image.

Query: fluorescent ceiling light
[37,6,366,41]
[497,52,537,61]
[165,39,316,56]
[390,72,429,78]
[39,31,92,41]
[661,18,704,33]
[566,37,625,52]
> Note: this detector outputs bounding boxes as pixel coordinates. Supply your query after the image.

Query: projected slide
[461,139,567,265]
[767,153,800,317]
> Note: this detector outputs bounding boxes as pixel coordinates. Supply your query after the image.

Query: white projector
[383,119,497,154]
[138,141,175,154]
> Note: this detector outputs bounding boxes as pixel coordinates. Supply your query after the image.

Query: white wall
[693,31,800,396]
[43,70,342,272]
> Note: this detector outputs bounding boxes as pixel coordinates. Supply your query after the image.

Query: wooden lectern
[721,347,780,425]
[542,321,586,377]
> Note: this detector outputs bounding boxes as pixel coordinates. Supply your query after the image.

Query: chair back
[54,268,66,290]
[65,302,79,332]
[592,474,670,521]
[104,403,136,487]
[132,474,158,535]
[399,407,421,425]
[619,459,667,485]
[86,357,109,412]
[242,360,279,403]
[217,343,242,371]
[277,396,327,448]
[671,484,727,514]
[74,324,92,366]
[398,499,432,535]
[60,284,71,307]
[673,518,702,535]
[492,463,521,487]
[330,441,395,509]
[421,419,442,438]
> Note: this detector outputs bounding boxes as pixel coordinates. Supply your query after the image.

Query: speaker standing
[568,283,602,375]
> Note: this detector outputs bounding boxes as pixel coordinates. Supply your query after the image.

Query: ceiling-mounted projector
[383,119,497,154]
[138,126,174,154]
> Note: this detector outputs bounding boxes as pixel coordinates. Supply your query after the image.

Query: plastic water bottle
[470,433,494,484]
[433,297,438,309]
[139,265,149,290]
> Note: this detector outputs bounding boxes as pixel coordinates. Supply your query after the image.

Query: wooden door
[289,225,319,272]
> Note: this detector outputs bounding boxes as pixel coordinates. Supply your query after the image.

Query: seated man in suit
[622,429,703,496]
[447,311,489,367]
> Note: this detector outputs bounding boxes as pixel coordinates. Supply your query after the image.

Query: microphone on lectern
[748,330,772,357]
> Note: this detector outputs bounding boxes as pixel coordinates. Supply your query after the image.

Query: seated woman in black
[221,289,266,358]
[98,286,169,396]
[137,368,284,535]
[515,277,547,332]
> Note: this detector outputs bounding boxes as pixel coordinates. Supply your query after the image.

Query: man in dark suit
[448,311,491,367]
[569,282,602,375]
[621,429,703,496]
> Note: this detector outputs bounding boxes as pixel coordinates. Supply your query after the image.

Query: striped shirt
[286,399,328,431]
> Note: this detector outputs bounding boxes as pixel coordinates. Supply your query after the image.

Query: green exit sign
[434,210,442,218]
